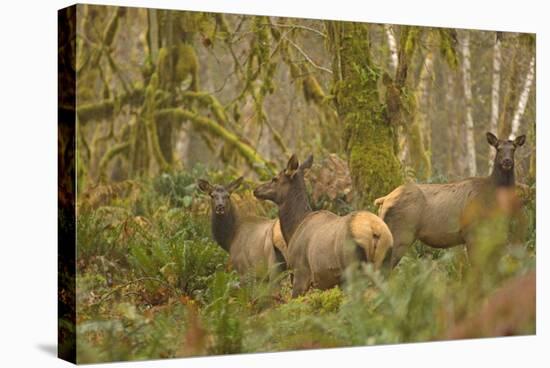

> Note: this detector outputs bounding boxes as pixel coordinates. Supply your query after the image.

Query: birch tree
[461,31,477,176]
[384,25,411,165]
[407,50,434,180]
[384,24,398,73]
[488,32,502,172]
[510,55,535,139]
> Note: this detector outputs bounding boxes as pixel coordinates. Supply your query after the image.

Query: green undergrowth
[75,170,536,363]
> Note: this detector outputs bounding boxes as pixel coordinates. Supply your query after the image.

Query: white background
[0,0,547,366]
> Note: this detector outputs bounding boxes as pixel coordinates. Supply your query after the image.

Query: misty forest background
[70,5,536,363]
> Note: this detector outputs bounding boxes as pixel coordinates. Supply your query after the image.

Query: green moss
[176,44,199,91]
[157,43,199,92]
[404,27,421,59]
[438,29,459,69]
[303,73,326,104]
[333,23,403,207]
[144,74,171,171]
[407,118,432,180]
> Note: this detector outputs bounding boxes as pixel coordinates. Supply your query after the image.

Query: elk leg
[390,243,408,268]
[291,268,311,298]
[389,229,416,268]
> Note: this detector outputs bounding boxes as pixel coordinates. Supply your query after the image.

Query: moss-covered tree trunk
[498,38,520,139]
[329,22,403,208]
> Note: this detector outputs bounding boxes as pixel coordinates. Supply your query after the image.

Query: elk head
[198,177,243,215]
[253,154,313,205]
[487,132,526,172]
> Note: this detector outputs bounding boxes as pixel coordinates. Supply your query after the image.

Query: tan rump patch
[349,212,375,249]
[374,195,386,206]
[349,211,393,266]
[272,219,287,258]
[375,186,405,218]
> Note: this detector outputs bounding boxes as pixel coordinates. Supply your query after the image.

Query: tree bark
[410,50,433,180]
[390,26,429,180]
[498,38,521,139]
[510,56,535,139]
[383,25,408,164]
[488,32,502,173]
[330,22,402,207]
[384,24,398,74]
[461,31,477,176]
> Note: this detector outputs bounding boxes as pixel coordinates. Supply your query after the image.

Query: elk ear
[514,135,526,147]
[285,154,299,177]
[197,179,213,194]
[300,154,313,172]
[486,132,499,147]
[225,176,243,193]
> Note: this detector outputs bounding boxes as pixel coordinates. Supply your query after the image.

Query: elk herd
[198,132,529,297]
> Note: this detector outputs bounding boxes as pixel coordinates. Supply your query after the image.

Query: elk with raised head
[197,177,286,278]
[374,132,528,267]
[254,154,393,297]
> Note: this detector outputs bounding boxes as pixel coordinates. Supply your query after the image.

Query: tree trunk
[383,25,408,165]
[488,32,502,173]
[410,50,433,180]
[330,22,402,207]
[384,24,398,74]
[461,31,477,176]
[510,56,535,139]
[445,72,458,175]
[498,38,520,139]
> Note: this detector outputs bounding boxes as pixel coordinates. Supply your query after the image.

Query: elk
[445,271,535,339]
[197,177,287,278]
[254,154,393,297]
[374,132,527,267]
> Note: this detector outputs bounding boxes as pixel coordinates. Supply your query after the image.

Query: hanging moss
[175,11,212,40]
[97,141,130,182]
[405,27,421,57]
[331,22,403,208]
[394,45,433,181]
[176,44,199,91]
[77,88,145,125]
[103,7,126,46]
[144,74,170,172]
[181,91,228,124]
[153,11,203,167]
[303,71,326,104]
[498,38,521,138]
[437,29,459,70]
[156,47,170,89]
[126,115,149,178]
[214,13,230,41]
[155,108,275,178]
[253,16,271,65]
[156,43,199,92]
[406,118,432,180]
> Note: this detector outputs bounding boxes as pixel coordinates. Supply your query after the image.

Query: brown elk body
[254,155,393,297]
[375,132,527,267]
[198,177,286,278]
[445,271,535,339]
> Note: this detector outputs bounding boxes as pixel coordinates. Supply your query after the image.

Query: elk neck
[490,162,516,187]
[278,176,312,243]
[211,201,238,252]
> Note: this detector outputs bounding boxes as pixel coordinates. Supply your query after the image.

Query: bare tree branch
[284,37,333,75]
